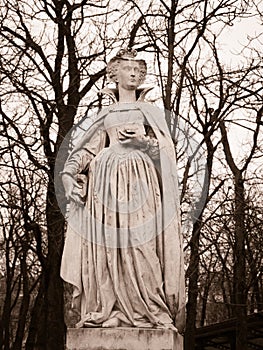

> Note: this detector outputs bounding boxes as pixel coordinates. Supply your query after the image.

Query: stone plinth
[66,327,183,350]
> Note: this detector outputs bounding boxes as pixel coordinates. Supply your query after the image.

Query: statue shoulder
[137,101,165,118]
[98,86,118,103]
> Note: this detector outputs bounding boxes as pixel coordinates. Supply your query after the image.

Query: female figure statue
[60,48,185,333]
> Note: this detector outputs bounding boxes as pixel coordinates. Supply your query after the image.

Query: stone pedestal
[66,327,183,350]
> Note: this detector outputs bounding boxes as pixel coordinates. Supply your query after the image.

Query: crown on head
[115,48,138,60]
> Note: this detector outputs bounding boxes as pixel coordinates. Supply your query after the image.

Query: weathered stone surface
[66,327,183,350]
[61,53,185,333]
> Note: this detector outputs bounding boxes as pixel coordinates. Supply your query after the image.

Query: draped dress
[61,102,184,330]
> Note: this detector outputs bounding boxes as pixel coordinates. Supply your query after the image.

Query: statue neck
[118,86,136,103]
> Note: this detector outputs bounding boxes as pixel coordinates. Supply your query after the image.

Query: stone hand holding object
[118,129,149,149]
[62,173,86,205]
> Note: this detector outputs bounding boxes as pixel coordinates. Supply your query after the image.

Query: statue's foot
[156,323,178,331]
[83,322,101,328]
[165,324,178,331]
[102,317,121,328]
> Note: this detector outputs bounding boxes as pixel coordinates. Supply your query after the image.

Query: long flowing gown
[61,102,185,330]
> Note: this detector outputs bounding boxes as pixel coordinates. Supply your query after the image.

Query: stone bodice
[104,105,146,146]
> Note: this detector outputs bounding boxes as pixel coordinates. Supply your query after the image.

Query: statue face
[116,60,141,90]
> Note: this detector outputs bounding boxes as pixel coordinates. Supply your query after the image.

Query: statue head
[106,48,147,86]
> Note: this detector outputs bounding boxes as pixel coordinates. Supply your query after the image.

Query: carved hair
[106,48,147,85]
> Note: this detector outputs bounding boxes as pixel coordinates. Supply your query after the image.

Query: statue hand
[62,173,84,205]
[118,130,149,148]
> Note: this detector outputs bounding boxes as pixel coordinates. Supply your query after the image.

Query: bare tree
[131,1,263,347]
[185,28,263,347]
[0,0,137,348]
[1,0,263,349]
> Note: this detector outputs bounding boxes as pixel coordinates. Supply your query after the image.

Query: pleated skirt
[69,145,174,328]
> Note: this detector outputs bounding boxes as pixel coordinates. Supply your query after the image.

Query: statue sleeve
[145,125,160,159]
[62,125,107,176]
[62,147,94,176]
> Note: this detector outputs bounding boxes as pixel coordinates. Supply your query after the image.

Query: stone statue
[60,48,185,334]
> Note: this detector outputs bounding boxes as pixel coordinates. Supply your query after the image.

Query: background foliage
[0,1,262,349]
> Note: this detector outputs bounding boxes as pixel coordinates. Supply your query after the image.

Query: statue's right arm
[61,148,94,204]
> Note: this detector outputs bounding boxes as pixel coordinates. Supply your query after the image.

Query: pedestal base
[66,327,183,350]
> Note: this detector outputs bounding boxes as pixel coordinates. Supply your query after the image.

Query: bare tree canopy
[0,0,262,349]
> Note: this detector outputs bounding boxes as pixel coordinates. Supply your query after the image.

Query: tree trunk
[184,220,201,350]
[233,174,247,349]
[12,250,30,350]
[45,182,66,350]
[1,239,12,350]
[200,273,211,327]
[184,135,214,349]
[220,121,248,348]
[27,180,66,350]
[25,278,45,350]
